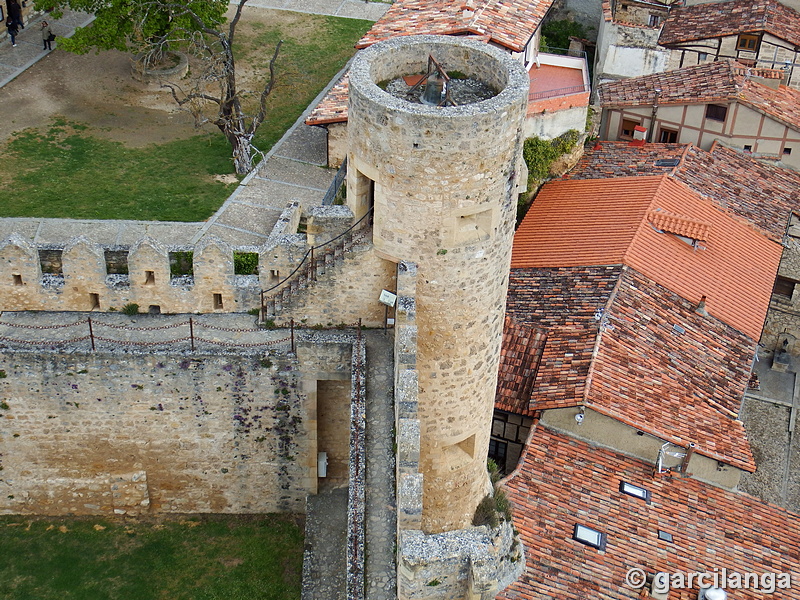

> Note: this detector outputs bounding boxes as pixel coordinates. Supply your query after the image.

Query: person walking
[7,0,23,29]
[6,16,19,46]
[41,20,54,51]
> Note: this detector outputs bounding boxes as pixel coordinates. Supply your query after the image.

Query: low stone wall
[347,335,367,600]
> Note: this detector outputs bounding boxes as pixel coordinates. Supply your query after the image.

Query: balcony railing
[529,83,591,101]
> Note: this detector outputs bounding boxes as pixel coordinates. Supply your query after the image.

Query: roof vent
[648,209,710,243]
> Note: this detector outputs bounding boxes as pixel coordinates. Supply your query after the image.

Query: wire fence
[0,316,292,352]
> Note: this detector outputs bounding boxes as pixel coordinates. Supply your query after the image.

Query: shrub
[122,303,140,315]
[234,252,259,275]
[472,495,500,529]
[540,19,588,52]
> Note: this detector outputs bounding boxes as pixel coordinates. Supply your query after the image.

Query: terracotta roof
[567,142,800,243]
[496,316,547,416]
[659,0,800,48]
[500,426,800,600]
[355,0,553,52]
[512,174,782,340]
[679,143,800,241]
[306,73,350,126]
[598,59,800,132]
[504,264,757,470]
[504,266,621,412]
[586,268,755,471]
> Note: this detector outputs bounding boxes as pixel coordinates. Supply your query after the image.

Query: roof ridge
[581,266,626,408]
[619,173,671,266]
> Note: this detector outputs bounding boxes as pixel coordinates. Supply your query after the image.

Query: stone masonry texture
[0,349,312,515]
[347,35,529,534]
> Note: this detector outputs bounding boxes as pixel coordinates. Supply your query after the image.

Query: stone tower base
[398,521,524,600]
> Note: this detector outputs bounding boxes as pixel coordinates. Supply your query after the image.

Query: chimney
[695,295,709,316]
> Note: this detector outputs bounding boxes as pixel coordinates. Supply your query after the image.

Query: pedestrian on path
[41,20,54,51]
[7,0,23,29]
[6,17,19,46]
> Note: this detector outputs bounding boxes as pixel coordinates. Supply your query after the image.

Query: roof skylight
[573,524,607,550]
[619,481,651,503]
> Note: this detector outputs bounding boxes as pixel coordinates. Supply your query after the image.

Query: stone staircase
[260,209,373,318]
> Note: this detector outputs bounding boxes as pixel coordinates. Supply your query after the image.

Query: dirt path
[0,7,298,147]
[0,48,199,146]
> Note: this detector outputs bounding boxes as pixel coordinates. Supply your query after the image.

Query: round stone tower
[347,35,529,533]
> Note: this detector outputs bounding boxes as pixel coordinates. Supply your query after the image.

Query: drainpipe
[646,88,661,143]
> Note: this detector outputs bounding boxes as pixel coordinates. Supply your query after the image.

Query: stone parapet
[398,521,524,600]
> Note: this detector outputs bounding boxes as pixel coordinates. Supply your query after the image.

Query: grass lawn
[0,12,372,222]
[0,514,304,600]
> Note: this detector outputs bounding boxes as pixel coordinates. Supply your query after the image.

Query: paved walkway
[0,1,388,250]
[301,331,397,600]
[740,348,800,512]
[0,8,93,88]
[363,331,398,600]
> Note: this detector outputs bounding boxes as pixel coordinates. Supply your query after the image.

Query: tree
[34,0,228,55]
[159,1,282,174]
[34,0,281,175]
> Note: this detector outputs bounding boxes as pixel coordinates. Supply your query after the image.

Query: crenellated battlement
[0,202,355,315]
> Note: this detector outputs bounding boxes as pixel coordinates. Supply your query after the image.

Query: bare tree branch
[249,39,283,136]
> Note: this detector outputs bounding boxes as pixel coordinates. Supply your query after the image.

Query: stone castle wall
[0,203,314,315]
[347,35,529,534]
[269,244,396,330]
[0,347,314,516]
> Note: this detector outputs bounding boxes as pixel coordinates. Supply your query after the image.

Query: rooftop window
[619,481,651,503]
[658,530,674,542]
[573,524,606,550]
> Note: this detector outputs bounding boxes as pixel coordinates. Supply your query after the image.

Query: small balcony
[527,49,591,116]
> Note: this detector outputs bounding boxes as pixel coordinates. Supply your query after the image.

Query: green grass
[0,12,372,221]
[245,14,374,152]
[0,515,304,600]
[1,121,235,221]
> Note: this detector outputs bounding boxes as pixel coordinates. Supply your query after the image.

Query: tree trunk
[225,127,254,175]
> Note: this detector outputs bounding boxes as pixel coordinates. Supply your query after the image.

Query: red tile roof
[659,0,800,48]
[567,142,800,243]
[512,174,782,340]
[503,264,757,471]
[586,268,755,471]
[598,60,800,133]
[504,266,622,412]
[500,426,800,600]
[496,316,547,416]
[355,0,553,52]
[306,73,350,126]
